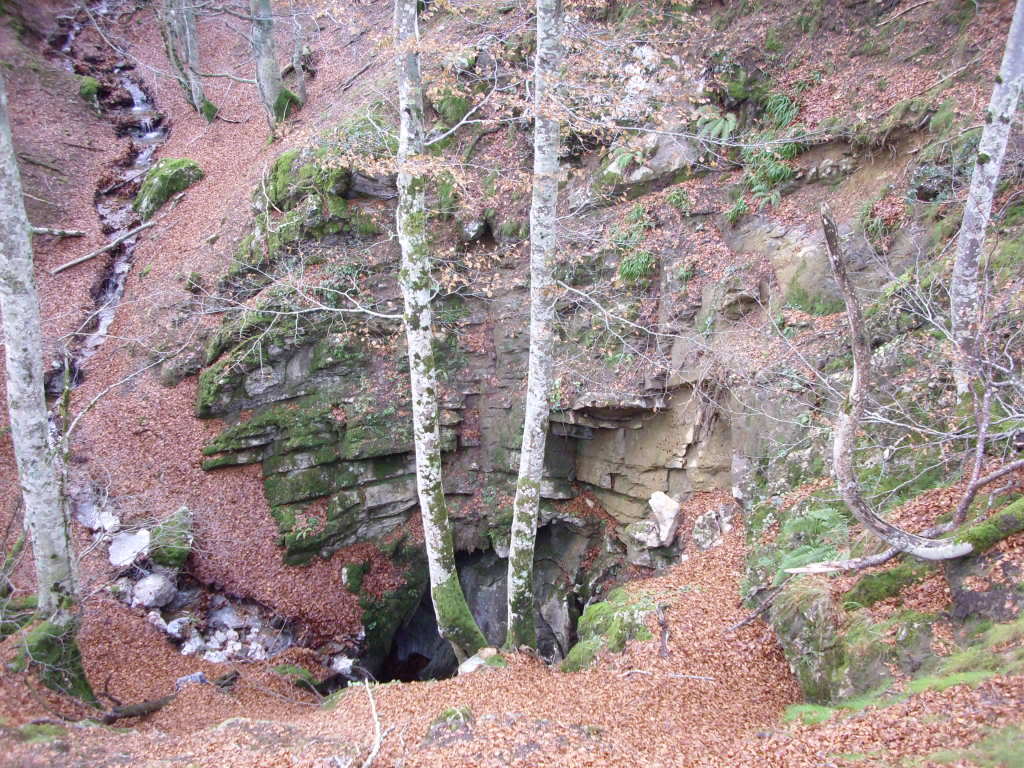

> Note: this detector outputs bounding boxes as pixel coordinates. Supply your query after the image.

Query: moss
[785,280,844,316]
[13,619,95,703]
[149,507,192,569]
[360,555,428,654]
[782,703,835,725]
[200,98,218,122]
[432,573,487,658]
[133,158,204,220]
[0,594,37,638]
[77,75,100,103]
[272,663,318,692]
[484,654,508,668]
[343,561,370,594]
[842,560,933,610]
[17,723,67,744]
[273,87,301,122]
[433,89,471,127]
[955,498,1024,553]
[906,669,997,693]
[561,588,655,672]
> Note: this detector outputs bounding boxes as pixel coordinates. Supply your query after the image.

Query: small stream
[45,4,169,394]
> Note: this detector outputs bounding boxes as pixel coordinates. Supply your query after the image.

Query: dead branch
[31,226,85,237]
[726,575,793,632]
[50,221,155,275]
[876,0,933,26]
[656,604,671,658]
[360,681,392,768]
[340,62,374,94]
[822,202,973,561]
[100,694,175,724]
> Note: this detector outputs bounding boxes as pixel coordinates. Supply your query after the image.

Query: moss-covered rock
[842,560,934,610]
[133,158,204,220]
[769,578,845,703]
[955,498,1024,553]
[12,618,95,703]
[561,587,654,672]
[149,506,193,570]
[77,75,100,104]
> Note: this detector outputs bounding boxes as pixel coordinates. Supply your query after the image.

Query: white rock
[109,529,150,567]
[457,655,487,676]
[181,636,205,656]
[331,655,355,675]
[146,610,168,632]
[132,573,177,608]
[648,491,682,546]
[202,649,230,663]
[166,617,192,639]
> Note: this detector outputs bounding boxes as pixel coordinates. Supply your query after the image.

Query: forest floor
[1,0,1023,766]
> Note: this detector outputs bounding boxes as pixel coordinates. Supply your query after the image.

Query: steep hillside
[1,0,1023,765]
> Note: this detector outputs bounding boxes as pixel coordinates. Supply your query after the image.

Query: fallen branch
[340,62,373,93]
[61,141,104,152]
[656,604,671,658]
[619,670,715,682]
[100,693,175,724]
[360,681,392,768]
[877,0,933,26]
[726,575,793,632]
[50,220,155,275]
[461,124,502,163]
[17,153,65,174]
[31,226,85,237]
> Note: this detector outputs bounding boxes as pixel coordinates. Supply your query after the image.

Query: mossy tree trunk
[0,76,78,618]
[505,0,563,650]
[822,203,973,562]
[393,0,486,662]
[949,0,1024,396]
[158,0,214,121]
[251,0,294,131]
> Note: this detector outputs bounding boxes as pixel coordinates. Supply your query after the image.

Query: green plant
[698,110,738,142]
[764,28,784,53]
[666,188,692,213]
[618,250,656,283]
[763,93,798,128]
[725,197,750,224]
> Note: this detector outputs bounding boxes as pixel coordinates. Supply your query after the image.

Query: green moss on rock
[561,588,654,672]
[77,75,100,103]
[13,619,95,703]
[133,158,204,220]
[955,498,1024,553]
[150,507,193,569]
[842,560,934,610]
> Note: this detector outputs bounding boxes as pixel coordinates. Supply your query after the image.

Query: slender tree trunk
[393,0,486,662]
[505,0,563,650]
[251,0,290,130]
[0,76,77,617]
[822,203,973,561]
[950,0,1024,395]
[159,0,214,120]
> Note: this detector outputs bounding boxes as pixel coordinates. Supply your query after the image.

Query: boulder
[691,503,736,550]
[109,529,150,567]
[648,491,681,546]
[132,573,177,608]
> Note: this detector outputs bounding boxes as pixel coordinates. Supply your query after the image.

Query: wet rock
[457,647,499,676]
[175,672,209,691]
[109,529,150,567]
[133,157,204,220]
[459,217,488,243]
[132,573,177,608]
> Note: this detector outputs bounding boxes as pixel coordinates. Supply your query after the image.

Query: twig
[360,681,392,768]
[461,125,501,163]
[17,153,65,174]
[22,191,58,206]
[877,0,933,26]
[50,221,155,275]
[31,226,85,237]
[100,169,148,196]
[725,575,793,633]
[100,693,175,724]
[656,604,671,658]
[61,141,104,152]
[619,670,715,682]
[340,62,373,93]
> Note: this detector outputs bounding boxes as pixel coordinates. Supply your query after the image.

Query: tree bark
[950,0,1024,395]
[159,0,213,120]
[822,203,973,561]
[251,0,290,130]
[0,75,77,616]
[393,0,486,662]
[505,0,563,650]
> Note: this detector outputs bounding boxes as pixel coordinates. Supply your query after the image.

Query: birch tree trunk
[822,203,972,561]
[0,76,77,617]
[505,0,563,650]
[159,0,214,121]
[393,0,486,662]
[949,0,1024,395]
[251,0,292,130]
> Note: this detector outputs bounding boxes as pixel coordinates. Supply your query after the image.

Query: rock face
[109,529,150,567]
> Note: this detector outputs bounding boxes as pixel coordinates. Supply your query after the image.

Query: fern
[698,111,738,142]
[763,93,798,128]
[618,250,656,283]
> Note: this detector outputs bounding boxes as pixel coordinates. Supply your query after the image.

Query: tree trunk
[0,75,77,617]
[822,203,973,561]
[251,0,291,130]
[950,0,1024,395]
[505,0,563,650]
[393,0,486,662]
[159,0,214,120]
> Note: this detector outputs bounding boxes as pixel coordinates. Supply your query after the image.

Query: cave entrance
[379,593,458,683]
